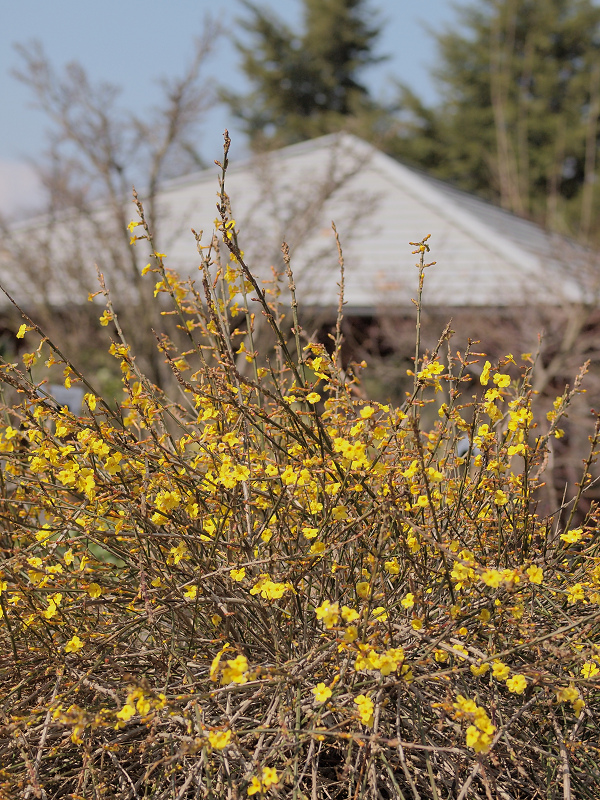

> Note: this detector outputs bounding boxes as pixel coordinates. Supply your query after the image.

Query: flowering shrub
[0,139,599,799]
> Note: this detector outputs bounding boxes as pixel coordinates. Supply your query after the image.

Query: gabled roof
[414,169,572,266]
[2,133,595,312]
[154,133,594,309]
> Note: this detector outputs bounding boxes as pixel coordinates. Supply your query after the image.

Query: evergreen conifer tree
[390,0,600,240]
[224,0,384,149]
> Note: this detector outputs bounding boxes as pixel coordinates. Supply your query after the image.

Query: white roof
[1,133,595,311]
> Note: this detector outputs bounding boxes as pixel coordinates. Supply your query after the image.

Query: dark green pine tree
[224,0,385,149]
[389,0,600,240]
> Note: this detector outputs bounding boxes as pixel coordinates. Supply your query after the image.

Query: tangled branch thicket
[0,136,599,799]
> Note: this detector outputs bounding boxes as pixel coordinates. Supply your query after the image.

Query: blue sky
[0,0,458,216]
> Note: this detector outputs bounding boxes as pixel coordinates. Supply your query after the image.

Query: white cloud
[0,160,44,219]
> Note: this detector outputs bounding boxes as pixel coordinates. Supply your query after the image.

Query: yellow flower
[480,361,491,385]
[581,661,599,678]
[339,606,358,623]
[400,664,413,682]
[372,606,388,622]
[506,674,527,694]
[401,593,415,609]
[84,393,98,411]
[573,698,586,716]
[485,388,502,404]
[360,405,375,419]
[22,352,36,369]
[136,697,151,715]
[208,729,232,750]
[306,392,321,404]
[230,568,246,581]
[16,324,30,339]
[377,647,404,676]
[65,635,84,653]
[184,585,198,600]
[426,466,444,482]
[247,777,262,796]
[466,725,493,753]
[355,645,380,671]
[454,695,477,715]
[354,694,374,727]
[36,525,53,544]
[344,625,358,642]
[250,576,290,600]
[417,360,444,381]
[493,373,510,388]
[309,541,325,555]
[470,662,490,677]
[168,542,188,565]
[384,557,400,575]
[302,527,319,539]
[560,528,583,544]
[454,695,496,753]
[556,685,580,704]
[154,489,181,516]
[248,767,278,795]
[315,600,340,629]
[104,453,122,474]
[492,661,510,681]
[87,583,102,599]
[452,644,469,659]
[493,490,508,505]
[356,581,370,599]
[116,704,136,722]
[209,642,230,681]
[526,565,543,584]
[481,569,502,588]
[312,683,332,703]
[222,654,249,685]
[261,767,278,789]
[43,598,59,619]
[567,583,585,603]
[500,568,520,585]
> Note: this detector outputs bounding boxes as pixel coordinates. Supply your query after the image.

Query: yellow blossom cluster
[1,213,598,799]
[247,766,279,796]
[453,695,496,753]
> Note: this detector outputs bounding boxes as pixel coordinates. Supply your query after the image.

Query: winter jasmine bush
[0,136,599,799]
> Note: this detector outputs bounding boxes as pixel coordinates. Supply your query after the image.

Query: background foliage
[222,0,384,149]
[227,0,600,242]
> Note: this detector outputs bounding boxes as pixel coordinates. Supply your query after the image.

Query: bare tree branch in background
[1,22,218,386]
